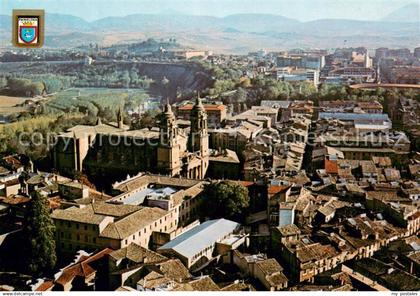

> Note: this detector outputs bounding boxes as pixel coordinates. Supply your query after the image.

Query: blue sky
[2,0,415,21]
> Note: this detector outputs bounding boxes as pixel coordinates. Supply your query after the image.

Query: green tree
[30,81,45,96]
[200,180,249,221]
[22,191,57,276]
[120,71,131,88]
[232,87,247,103]
[43,77,63,93]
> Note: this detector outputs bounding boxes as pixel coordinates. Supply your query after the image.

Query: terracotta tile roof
[221,282,254,291]
[55,248,113,286]
[256,258,284,275]
[360,161,377,174]
[189,276,220,291]
[101,207,167,239]
[51,205,108,225]
[148,259,191,281]
[109,243,167,264]
[0,196,30,205]
[137,270,170,290]
[170,283,195,291]
[2,156,23,170]
[239,181,254,187]
[267,272,288,287]
[113,174,202,193]
[51,202,142,225]
[92,202,141,217]
[324,159,338,174]
[408,211,420,220]
[372,156,392,167]
[268,185,289,195]
[296,242,339,263]
[365,191,399,201]
[277,224,301,236]
[48,197,63,210]
[34,281,54,291]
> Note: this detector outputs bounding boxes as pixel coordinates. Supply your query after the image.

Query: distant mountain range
[0,4,419,53]
[381,3,420,23]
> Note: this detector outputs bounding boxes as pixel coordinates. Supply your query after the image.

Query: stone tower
[157,102,181,176]
[188,96,209,177]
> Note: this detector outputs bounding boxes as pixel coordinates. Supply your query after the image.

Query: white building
[158,219,241,269]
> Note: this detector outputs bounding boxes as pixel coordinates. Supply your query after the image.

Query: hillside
[381,3,420,23]
[0,12,419,52]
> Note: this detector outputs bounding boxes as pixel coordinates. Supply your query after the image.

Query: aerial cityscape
[0,0,419,292]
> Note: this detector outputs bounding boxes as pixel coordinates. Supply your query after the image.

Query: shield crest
[19,26,37,43]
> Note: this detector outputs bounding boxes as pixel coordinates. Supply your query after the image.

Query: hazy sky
[2,0,416,21]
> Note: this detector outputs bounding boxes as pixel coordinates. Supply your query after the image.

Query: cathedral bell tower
[157,102,181,176]
[188,95,209,177]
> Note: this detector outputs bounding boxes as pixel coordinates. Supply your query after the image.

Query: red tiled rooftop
[56,248,113,286]
[325,159,338,174]
[239,181,254,187]
[409,211,420,220]
[268,185,290,195]
[3,156,22,167]
[35,281,54,291]
[0,196,31,205]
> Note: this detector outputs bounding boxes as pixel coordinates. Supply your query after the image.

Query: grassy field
[0,95,27,107]
[44,88,149,115]
[0,95,30,115]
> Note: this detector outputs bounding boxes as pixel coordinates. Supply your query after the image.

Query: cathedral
[53,97,210,185]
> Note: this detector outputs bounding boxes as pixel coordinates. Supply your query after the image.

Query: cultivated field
[0,95,29,115]
[44,87,150,115]
[0,95,27,107]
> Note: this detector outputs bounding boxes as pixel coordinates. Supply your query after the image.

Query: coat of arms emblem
[12,10,44,48]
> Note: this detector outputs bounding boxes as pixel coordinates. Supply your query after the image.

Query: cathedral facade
[53,98,209,185]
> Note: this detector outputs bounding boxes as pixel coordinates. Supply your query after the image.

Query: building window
[76,223,79,229]
[84,225,87,230]
[93,237,96,243]
[77,234,80,241]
